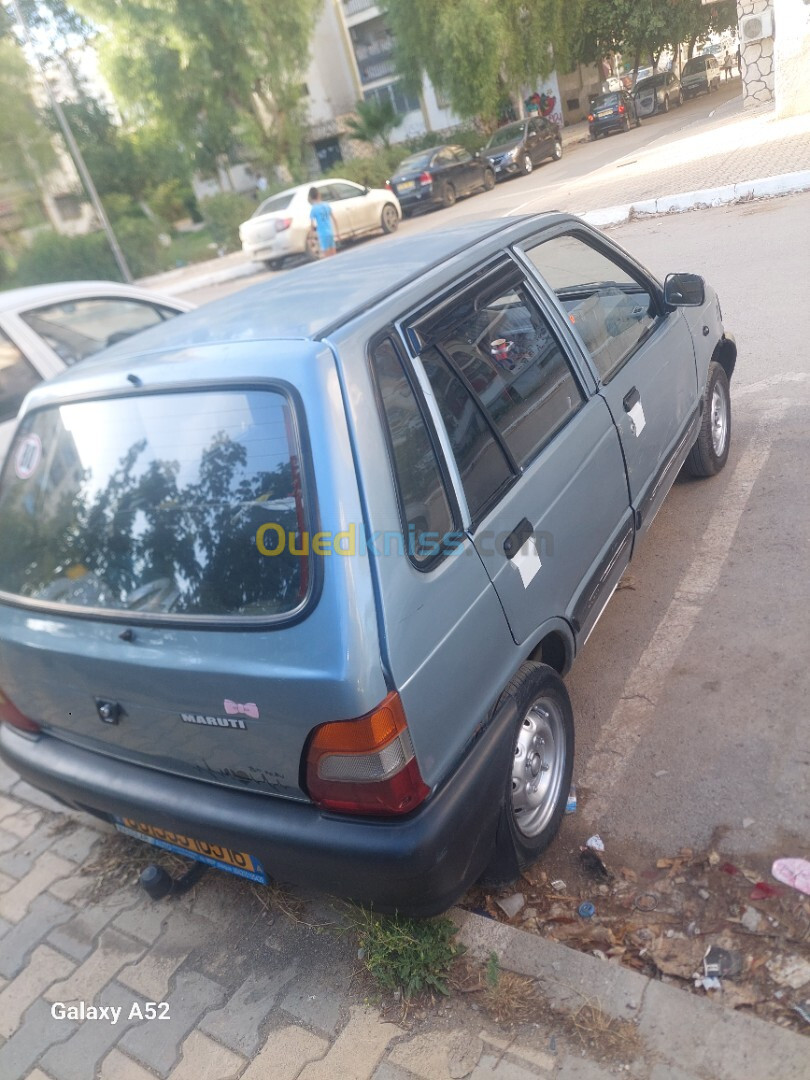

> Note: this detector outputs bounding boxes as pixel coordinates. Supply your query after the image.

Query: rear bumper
[589,118,627,135]
[0,696,516,916]
[395,190,441,213]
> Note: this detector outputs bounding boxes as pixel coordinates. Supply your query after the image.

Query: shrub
[149,180,198,225]
[12,231,120,286]
[115,216,163,279]
[354,910,463,998]
[200,192,256,251]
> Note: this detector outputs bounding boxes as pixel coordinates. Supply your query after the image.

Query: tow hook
[139,861,207,900]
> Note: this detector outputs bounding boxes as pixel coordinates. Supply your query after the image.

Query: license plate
[397,180,415,191]
[596,109,612,117]
[115,818,267,884]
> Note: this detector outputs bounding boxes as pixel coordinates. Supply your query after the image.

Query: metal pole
[10,0,133,283]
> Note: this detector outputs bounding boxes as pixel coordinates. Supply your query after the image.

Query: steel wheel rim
[382,205,398,230]
[511,698,566,838]
[553,140,562,159]
[523,154,533,174]
[711,380,729,456]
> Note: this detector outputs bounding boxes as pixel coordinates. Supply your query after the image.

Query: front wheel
[482,167,496,191]
[380,202,399,234]
[663,94,670,113]
[685,361,731,477]
[481,663,574,885]
[551,138,563,161]
[521,152,533,175]
[678,90,684,107]
[440,182,456,208]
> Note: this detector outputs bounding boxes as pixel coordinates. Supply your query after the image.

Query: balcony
[342,0,378,18]
[358,56,397,84]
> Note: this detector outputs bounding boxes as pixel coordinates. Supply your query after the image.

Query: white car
[0,281,192,459]
[239,179,402,270]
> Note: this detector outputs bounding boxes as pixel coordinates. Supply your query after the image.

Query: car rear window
[0,389,312,620]
[593,93,620,107]
[253,192,295,217]
[397,151,433,172]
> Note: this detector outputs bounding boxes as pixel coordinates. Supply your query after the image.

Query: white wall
[774,0,810,117]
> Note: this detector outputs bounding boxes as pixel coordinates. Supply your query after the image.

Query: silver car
[0,281,192,459]
[634,71,684,116]
[239,179,402,270]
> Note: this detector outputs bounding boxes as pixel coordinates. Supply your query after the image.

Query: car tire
[265,258,284,272]
[678,90,684,106]
[685,361,731,477]
[481,662,574,886]
[440,182,457,208]
[623,115,631,132]
[663,94,670,113]
[551,138,563,161]
[520,152,533,175]
[482,167,496,191]
[380,202,399,234]
[305,233,320,261]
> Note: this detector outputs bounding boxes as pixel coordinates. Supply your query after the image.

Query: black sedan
[387,144,495,216]
[483,116,562,179]
[588,90,641,139]
[633,71,684,117]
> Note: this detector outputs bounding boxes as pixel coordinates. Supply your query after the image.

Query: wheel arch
[713,334,737,383]
[524,618,576,676]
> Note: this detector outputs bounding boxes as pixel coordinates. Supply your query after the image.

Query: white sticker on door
[628,401,646,437]
[512,536,542,589]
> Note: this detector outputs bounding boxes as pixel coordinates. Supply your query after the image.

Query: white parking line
[580,398,791,819]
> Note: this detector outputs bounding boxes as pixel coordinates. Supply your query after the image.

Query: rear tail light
[0,687,41,734]
[618,105,626,113]
[385,180,392,190]
[587,113,594,122]
[305,692,429,816]
[419,171,433,186]
[275,217,293,232]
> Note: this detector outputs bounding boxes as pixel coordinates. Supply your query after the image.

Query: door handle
[503,518,534,560]
[623,387,640,412]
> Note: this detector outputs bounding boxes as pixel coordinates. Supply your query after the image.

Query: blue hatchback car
[0,214,736,914]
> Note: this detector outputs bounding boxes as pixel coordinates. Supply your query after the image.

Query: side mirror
[664,272,705,307]
[362,186,370,195]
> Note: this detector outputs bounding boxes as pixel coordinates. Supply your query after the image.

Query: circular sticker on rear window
[14,434,42,480]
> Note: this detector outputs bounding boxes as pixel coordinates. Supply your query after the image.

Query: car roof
[0,280,185,316]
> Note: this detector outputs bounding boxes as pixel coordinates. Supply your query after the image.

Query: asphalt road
[184,79,744,307]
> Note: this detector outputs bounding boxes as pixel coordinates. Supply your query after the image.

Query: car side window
[434,149,455,167]
[329,182,362,200]
[427,280,584,469]
[0,330,41,424]
[371,338,456,565]
[523,234,658,383]
[20,298,181,365]
[453,147,472,164]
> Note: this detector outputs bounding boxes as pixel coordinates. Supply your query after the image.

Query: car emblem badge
[95,699,124,725]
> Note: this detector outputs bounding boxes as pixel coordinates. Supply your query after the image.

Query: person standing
[308,187,338,258]
[723,51,733,80]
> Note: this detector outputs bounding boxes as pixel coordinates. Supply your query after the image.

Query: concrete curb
[582,169,810,228]
[451,908,808,1080]
[143,257,264,298]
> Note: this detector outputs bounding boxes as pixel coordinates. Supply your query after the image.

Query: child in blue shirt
[308,187,338,257]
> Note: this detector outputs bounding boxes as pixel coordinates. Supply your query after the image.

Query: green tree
[383,0,566,129]
[0,29,56,187]
[71,0,323,180]
[345,98,402,149]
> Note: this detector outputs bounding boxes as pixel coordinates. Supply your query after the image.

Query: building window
[363,81,420,116]
[314,137,343,172]
[53,193,83,222]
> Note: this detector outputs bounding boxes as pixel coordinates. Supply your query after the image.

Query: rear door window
[0,330,42,423]
[20,298,181,365]
[0,388,313,619]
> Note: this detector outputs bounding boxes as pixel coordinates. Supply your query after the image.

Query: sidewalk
[0,769,807,1080]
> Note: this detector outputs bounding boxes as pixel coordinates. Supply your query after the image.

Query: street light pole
[10,0,133,283]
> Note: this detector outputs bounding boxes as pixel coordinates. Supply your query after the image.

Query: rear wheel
[678,90,684,106]
[440,182,456,208]
[551,138,563,161]
[305,232,319,261]
[663,94,670,113]
[623,115,631,132]
[685,361,731,477]
[481,663,574,885]
[521,152,533,175]
[380,202,399,234]
[482,167,496,191]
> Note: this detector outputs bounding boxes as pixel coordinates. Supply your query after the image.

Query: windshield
[683,59,706,75]
[637,75,666,90]
[252,192,295,217]
[0,389,312,619]
[486,122,526,147]
[396,151,434,173]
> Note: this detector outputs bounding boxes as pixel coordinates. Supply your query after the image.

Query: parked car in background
[482,117,563,180]
[681,55,722,97]
[387,145,495,216]
[239,180,401,269]
[634,71,684,116]
[0,281,192,460]
[588,90,641,138]
[0,213,736,915]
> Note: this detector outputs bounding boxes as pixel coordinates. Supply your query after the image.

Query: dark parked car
[387,144,495,216]
[588,90,641,139]
[483,116,562,179]
[633,71,684,117]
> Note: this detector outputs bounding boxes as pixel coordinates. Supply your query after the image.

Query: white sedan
[0,281,192,459]
[239,179,402,270]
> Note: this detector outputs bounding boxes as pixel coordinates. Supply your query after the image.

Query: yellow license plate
[115,818,267,883]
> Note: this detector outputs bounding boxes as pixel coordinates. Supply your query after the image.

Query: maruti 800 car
[0,214,736,914]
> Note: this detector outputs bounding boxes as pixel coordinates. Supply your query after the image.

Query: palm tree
[345,98,403,149]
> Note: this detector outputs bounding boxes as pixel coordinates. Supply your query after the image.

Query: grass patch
[354,909,464,999]
[481,952,540,1026]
